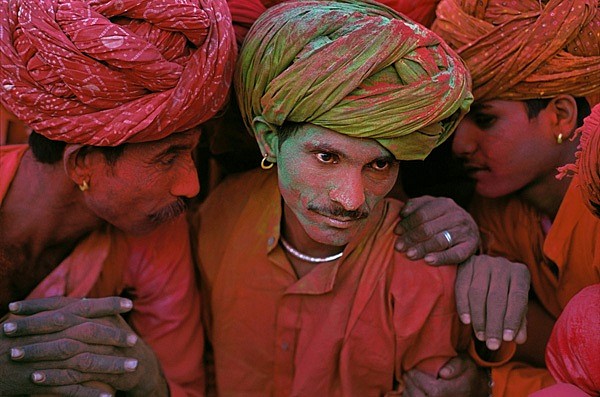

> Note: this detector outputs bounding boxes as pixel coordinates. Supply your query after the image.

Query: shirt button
[281,342,289,351]
[268,237,275,246]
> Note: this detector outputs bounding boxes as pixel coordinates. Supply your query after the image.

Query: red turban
[433,0,600,104]
[1,0,236,146]
[546,284,600,396]
[558,104,600,217]
[228,0,441,47]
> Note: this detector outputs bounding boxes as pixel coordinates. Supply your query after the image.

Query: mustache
[149,197,189,224]
[307,203,369,221]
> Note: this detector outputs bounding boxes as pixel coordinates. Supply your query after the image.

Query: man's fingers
[63,321,138,347]
[455,258,474,324]
[515,316,528,344]
[423,242,477,266]
[503,264,530,341]
[33,383,113,397]
[437,355,468,379]
[10,339,120,361]
[3,311,83,336]
[468,264,491,341]
[484,267,510,350]
[10,297,132,317]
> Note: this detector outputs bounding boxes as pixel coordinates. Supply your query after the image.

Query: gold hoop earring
[557,133,563,144]
[79,180,89,192]
[261,154,274,170]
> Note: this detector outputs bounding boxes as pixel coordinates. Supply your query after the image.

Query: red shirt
[194,169,467,396]
[0,145,205,397]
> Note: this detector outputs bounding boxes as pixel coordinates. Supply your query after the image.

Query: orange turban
[433,0,600,104]
[546,284,600,396]
[235,0,473,161]
[1,0,236,146]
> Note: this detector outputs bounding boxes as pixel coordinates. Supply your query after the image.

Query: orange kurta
[470,176,600,397]
[0,145,204,397]
[194,168,467,396]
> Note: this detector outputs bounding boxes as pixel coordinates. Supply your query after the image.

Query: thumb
[438,355,468,379]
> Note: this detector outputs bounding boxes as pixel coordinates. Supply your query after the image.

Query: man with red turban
[431,0,600,396]
[0,0,235,394]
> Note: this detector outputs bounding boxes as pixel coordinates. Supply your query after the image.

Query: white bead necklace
[279,236,343,263]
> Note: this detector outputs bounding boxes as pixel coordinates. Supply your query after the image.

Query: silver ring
[442,230,453,247]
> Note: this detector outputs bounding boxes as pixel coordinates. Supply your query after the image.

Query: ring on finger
[442,230,453,247]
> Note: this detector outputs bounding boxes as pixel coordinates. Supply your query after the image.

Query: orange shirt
[470,176,600,397]
[194,168,467,396]
[0,145,204,397]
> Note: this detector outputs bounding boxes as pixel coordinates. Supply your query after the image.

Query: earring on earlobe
[78,180,89,192]
[261,154,274,170]
[557,133,563,144]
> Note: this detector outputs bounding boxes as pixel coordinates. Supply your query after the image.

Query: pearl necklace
[279,236,343,263]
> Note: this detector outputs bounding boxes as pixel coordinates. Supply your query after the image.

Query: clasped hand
[0,296,168,396]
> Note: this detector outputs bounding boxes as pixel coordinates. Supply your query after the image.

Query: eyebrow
[470,102,493,112]
[151,144,194,162]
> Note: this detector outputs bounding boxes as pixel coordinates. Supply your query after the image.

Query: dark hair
[524,97,591,128]
[29,131,125,165]
[277,122,304,148]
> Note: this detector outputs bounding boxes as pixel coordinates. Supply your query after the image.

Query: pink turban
[546,284,600,396]
[558,104,600,217]
[433,0,600,104]
[1,0,236,146]
[235,0,473,161]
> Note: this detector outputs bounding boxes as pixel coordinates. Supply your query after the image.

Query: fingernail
[424,254,435,264]
[406,248,417,258]
[503,329,515,341]
[8,302,20,312]
[100,393,113,397]
[439,367,452,378]
[124,358,138,371]
[10,347,24,359]
[127,333,138,346]
[476,331,485,341]
[3,322,16,334]
[396,241,405,251]
[460,314,471,324]
[120,298,133,310]
[31,372,45,383]
[487,338,501,351]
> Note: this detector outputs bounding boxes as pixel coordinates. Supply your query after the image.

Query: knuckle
[76,352,96,371]
[57,339,80,357]
[51,312,67,327]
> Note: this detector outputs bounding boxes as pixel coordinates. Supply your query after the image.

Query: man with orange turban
[0,0,235,394]
[190,1,525,395]
[431,0,600,396]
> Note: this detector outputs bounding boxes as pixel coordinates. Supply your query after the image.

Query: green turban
[235,0,473,160]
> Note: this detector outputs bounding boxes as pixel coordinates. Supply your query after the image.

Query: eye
[316,152,337,164]
[370,159,391,171]
[473,113,497,129]
[158,154,178,166]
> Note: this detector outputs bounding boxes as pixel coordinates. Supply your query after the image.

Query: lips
[313,211,363,229]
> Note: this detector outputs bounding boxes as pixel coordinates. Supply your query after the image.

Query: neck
[281,203,345,259]
[1,151,104,259]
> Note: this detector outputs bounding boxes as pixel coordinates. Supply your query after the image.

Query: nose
[170,159,200,198]
[328,171,366,211]
[452,120,477,158]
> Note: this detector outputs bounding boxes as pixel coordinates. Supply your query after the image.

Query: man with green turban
[191,0,501,394]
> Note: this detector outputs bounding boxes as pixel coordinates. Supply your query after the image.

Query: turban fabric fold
[558,104,600,217]
[234,0,473,160]
[433,0,600,104]
[546,284,600,396]
[1,0,236,145]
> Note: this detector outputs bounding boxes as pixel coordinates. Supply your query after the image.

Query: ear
[253,116,280,162]
[547,95,578,140]
[63,144,91,186]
